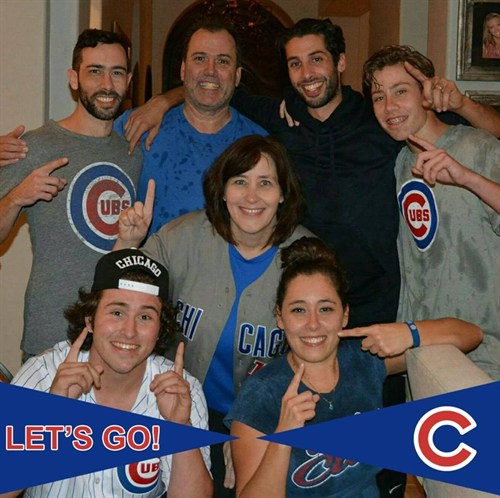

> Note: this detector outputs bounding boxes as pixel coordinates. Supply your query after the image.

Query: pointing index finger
[404,61,427,83]
[286,362,304,396]
[408,134,435,152]
[173,341,185,375]
[39,157,69,175]
[66,327,89,363]
[144,179,155,215]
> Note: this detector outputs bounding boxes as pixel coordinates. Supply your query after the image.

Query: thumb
[8,125,25,139]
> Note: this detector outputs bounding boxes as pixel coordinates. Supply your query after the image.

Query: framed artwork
[465,90,500,112]
[457,0,500,80]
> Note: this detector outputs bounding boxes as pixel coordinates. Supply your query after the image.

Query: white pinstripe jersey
[11,341,211,497]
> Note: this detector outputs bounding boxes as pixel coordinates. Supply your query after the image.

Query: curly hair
[64,269,181,355]
[276,236,349,311]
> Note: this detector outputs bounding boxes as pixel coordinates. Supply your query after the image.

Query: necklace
[289,355,339,411]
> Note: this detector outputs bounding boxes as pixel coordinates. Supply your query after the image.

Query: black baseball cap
[91,249,169,301]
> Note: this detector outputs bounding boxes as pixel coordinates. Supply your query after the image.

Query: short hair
[64,268,180,355]
[181,19,242,67]
[279,18,346,65]
[483,13,500,49]
[72,28,130,71]
[276,236,349,311]
[203,135,304,248]
[362,45,435,99]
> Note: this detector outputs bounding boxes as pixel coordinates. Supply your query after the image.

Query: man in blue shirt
[114,20,266,234]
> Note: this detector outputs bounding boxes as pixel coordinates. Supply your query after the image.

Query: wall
[0,0,79,376]
[0,0,48,376]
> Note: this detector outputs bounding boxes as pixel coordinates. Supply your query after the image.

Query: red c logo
[414,406,477,471]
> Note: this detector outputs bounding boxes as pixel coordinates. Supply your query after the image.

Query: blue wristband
[405,321,420,348]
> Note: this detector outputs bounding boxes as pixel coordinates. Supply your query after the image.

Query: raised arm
[124,87,185,153]
[151,343,213,498]
[0,158,68,243]
[408,134,500,213]
[404,62,500,137]
[231,365,318,498]
[339,318,483,375]
[114,179,155,250]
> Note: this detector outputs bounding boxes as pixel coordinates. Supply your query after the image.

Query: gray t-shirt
[0,120,142,354]
[395,125,500,379]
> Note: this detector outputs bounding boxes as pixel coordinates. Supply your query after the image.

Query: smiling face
[224,153,283,249]
[370,64,429,142]
[87,288,161,379]
[486,16,500,38]
[285,34,345,120]
[181,28,241,114]
[276,273,349,367]
[69,43,131,121]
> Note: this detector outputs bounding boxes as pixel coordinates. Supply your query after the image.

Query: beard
[78,88,123,120]
[294,75,341,109]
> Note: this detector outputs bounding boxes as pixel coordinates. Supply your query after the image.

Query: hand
[338,323,413,358]
[7,158,68,207]
[118,179,155,246]
[404,61,465,113]
[276,363,319,433]
[408,134,470,187]
[0,125,27,167]
[150,342,192,425]
[223,440,235,489]
[279,100,300,127]
[50,328,104,398]
[124,95,171,153]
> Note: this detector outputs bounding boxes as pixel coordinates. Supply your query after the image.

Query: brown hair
[203,135,304,247]
[64,268,180,355]
[276,237,349,311]
[362,45,435,99]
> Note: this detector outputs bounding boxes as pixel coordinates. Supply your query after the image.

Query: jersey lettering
[176,300,204,341]
[237,324,286,358]
[292,450,358,488]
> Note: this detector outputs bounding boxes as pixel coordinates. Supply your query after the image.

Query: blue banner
[262,381,500,495]
[0,383,232,492]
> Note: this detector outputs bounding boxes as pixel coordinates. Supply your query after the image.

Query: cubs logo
[117,458,161,494]
[292,450,358,488]
[67,162,136,253]
[398,180,438,251]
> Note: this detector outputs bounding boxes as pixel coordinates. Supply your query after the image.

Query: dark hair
[279,18,345,65]
[276,237,349,310]
[181,19,242,67]
[64,268,180,355]
[203,135,304,248]
[72,28,130,71]
[362,45,435,99]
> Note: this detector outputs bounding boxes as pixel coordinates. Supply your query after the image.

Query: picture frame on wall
[465,90,500,112]
[457,0,500,80]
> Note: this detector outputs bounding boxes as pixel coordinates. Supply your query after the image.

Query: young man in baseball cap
[4,249,213,498]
